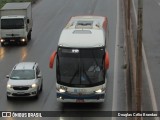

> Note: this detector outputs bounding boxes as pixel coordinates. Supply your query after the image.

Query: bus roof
[58,16,107,48]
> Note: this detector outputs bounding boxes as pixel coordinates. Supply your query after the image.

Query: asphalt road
[0,0,126,120]
[142,0,160,112]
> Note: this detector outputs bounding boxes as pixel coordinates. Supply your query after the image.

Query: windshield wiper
[69,67,79,84]
[81,63,92,84]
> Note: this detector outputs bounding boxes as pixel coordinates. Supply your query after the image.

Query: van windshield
[1,18,24,29]
[10,70,35,80]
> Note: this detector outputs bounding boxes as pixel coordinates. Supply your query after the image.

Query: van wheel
[7,95,11,100]
[40,84,43,92]
[35,89,39,99]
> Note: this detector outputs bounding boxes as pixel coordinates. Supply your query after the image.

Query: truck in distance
[49,16,109,103]
[0,2,32,46]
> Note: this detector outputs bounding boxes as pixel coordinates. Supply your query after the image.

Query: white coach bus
[49,16,109,103]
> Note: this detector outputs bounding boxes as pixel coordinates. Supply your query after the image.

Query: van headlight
[95,89,103,93]
[7,84,12,88]
[32,84,37,88]
[59,88,66,93]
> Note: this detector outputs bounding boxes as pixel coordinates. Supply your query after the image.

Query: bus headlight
[0,39,4,43]
[59,89,66,93]
[95,89,103,93]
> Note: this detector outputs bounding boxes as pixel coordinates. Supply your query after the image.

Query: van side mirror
[49,51,57,69]
[27,19,30,24]
[105,51,109,70]
[37,75,42,78]
[6,75,9,78]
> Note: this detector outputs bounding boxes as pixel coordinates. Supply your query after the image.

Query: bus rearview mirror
[105,51,109,70]
[49,51,57,69]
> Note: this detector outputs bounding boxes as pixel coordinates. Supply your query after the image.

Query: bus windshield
[1,18,24,29]
[57,47,105,87]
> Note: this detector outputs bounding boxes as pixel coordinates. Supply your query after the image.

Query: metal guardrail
[123,1,144,120]
[123,0,137,119]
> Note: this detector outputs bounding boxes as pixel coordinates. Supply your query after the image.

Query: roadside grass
[0,0,32,8]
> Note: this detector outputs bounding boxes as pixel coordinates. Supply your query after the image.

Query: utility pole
[127,0,131,31]
[136,0,143,120]
[127,1,134,119]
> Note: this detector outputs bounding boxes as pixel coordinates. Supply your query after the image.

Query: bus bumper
[57,92,105,103]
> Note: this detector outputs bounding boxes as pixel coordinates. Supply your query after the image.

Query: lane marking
[112,0,121,120]
[132,0,159,117]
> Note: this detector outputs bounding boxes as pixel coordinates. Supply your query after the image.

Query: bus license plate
[76,99,84,103]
